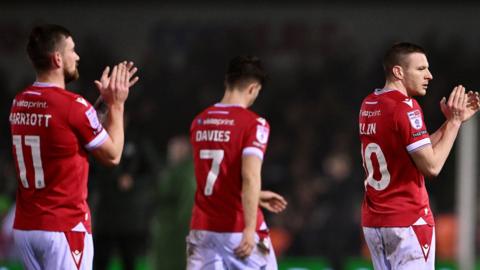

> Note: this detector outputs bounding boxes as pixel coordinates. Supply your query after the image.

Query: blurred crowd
[1,15,480,269]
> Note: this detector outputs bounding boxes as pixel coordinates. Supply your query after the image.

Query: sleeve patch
[407,110,423,130]
[85,107,101,130]
[256,125,269,144]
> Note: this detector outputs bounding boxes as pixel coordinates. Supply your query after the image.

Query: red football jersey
[190,103,270,233]
[10,82,108,233]
[359,88,434,227]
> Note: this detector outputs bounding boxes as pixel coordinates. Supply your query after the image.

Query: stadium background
[1,2,480,269]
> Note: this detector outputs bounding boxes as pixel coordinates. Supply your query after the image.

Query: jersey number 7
[12,135,45,189]
[200,149,224,196]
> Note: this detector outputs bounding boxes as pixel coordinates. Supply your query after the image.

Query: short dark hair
[27,24,72,72]
[225,55,267,89]
[383,42,426,78]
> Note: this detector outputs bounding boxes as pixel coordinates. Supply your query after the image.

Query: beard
[64,66,79,84]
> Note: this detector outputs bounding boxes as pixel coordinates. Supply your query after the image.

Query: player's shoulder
[52,88,93,109]
[365,89,418,111]
[235,107,269,128]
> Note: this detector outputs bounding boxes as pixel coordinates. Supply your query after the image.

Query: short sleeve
[68,96,108,151]
[242,117,270,160]
[394,100,431,153]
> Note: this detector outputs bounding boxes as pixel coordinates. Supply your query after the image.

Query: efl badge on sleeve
[85,107,101,130]
[256,125,269,144]
[407,110,423,130]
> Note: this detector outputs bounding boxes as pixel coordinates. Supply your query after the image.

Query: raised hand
[440,85,466,124]
[125,61,139,88]
[259,190,287,213]
[464,90,480,121]
[95,61,139,90]
[440,85,480,124]
[94,61,139,107]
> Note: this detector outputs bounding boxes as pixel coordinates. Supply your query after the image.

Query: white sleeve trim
[406,138,431,153]
[85,129,108,151]
[242,147,264,160]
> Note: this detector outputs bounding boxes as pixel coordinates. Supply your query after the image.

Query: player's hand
[125,61,139,88]
[259,190,287,213]
[94,61,139,106]
[234,229,256,259]
[440,85,467,124]
[464,90,480,120]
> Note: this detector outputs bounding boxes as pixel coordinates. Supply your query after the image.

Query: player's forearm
[428,119,461,175]
[241,174,261,233]
[104,104,125,163]
[429,121,447,146]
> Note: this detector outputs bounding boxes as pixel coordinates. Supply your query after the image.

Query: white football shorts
[186,230,277,270]
[13,229,93,270]
[363,225,435,270]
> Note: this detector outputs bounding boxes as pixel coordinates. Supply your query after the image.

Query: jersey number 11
[12,135,45,189]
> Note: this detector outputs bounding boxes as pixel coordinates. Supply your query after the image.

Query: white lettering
[9,113,53,128]
[202,118,235,126]
[195,130,231,142]
[359,123,377,135]
[360,110,381,118]
[30,113,37,126]
[14,100,48,109]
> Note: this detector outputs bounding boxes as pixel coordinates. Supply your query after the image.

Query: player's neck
[384,81,408,97]
[220,91,249,108]
[36,71,66,89]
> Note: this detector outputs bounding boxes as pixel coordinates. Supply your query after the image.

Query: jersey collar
[33,81,61,88]
[214,103,244,108]
[374,88,397,95]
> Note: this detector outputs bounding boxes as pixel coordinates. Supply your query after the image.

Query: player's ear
[247,82,260,95]
[392,65,404,80]
[51,51,63,69]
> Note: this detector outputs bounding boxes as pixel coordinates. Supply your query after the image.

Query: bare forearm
[429,121,447,146]
[432,120,460,161]
[104,104,125,162]
[242,175,261,232]
[413,119,461,177]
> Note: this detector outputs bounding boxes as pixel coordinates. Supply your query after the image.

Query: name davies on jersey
[9,112,52,127]
[195,130,231,142]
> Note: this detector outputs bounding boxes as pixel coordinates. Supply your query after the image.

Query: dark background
[1,3,479,269]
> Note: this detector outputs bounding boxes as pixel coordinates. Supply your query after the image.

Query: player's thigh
[186,230,225,270]
[222,233,274,270]
[186,230,276,270]
[364,226,435,270]
[392,226,435,270]
[13,230,93,270]
[363,227,391,270]
[13,229,41,270]
[45,231,93,270]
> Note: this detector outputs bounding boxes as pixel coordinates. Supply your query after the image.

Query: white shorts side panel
[13,229,93,270]
[363,226,435,270]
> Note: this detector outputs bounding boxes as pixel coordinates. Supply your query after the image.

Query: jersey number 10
[12,135,45,189]
[361,142,391,191]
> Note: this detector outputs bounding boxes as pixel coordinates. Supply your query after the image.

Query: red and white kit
[359,88,435,269]
[188,103,276,269]
[10,82,107,269]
